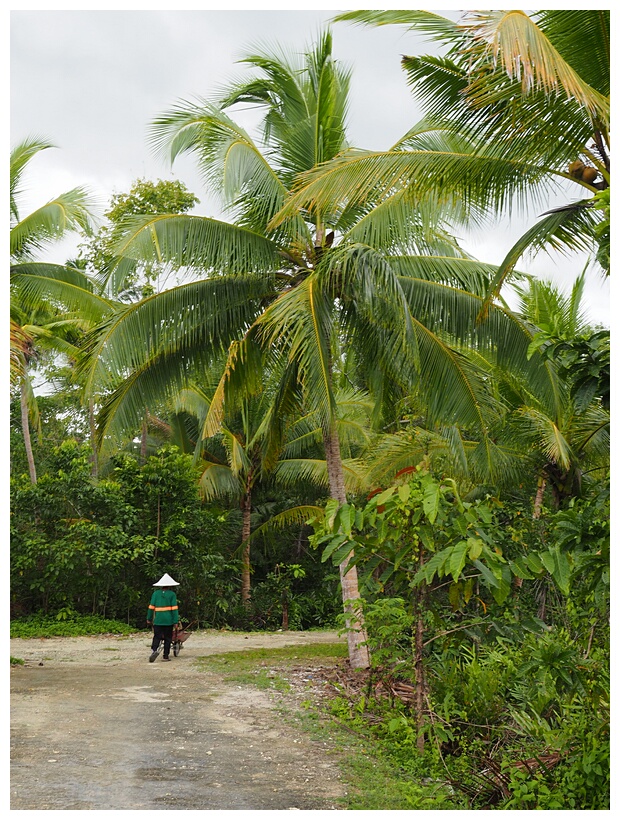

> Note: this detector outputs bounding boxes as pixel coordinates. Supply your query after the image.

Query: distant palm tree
[158,381,370,604]
[361,272,608,508]
[10,138,96,482]
[509,274,609,513]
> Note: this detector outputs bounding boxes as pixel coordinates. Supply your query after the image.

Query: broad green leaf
[509,557,535,580]
[449,540,469,581]
[417,524,435,552]
[467,537,484,561]
[550,547,571,594]
[325,499,340,530]
[423,480,441,523]
[331,540,356,567]
[448,582,461,610]
[490,566,513,605]
[321,534,346,562]
[398,483,411,502]
[540,550,556,575]
[374,487,396,506]
[336,503,356,537]
[463,577,474,604]
[473,559,500,588]
[421,546,450,583]
[525,552,545,574]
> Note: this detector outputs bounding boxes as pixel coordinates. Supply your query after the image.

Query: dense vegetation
[10,10,609,809]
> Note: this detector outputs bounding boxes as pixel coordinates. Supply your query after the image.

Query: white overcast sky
[9,3,611,326]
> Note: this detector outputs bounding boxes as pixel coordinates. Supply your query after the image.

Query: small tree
[311,467,577,750]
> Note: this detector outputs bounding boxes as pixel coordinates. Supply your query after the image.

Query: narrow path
[10,630,347,810]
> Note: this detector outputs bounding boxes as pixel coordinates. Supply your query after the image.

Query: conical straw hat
[153,573,179,587]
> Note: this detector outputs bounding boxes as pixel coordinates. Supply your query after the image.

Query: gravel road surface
[10,629,348,811]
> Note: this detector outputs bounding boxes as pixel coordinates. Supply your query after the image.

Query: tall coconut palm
[67,32,562,667]
[10,138,97,482]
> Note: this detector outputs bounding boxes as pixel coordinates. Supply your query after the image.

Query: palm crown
[78,31,560,470]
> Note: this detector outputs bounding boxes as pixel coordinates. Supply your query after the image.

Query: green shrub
[10,613,136,638]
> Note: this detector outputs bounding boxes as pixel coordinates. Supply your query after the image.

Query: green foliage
[362,597,413,666]
[10,613,134,638]
[592,187,610,273]
[538,329,610,412]
[79,177,199,298]
[10,440,231,625]
[307,463,608,807]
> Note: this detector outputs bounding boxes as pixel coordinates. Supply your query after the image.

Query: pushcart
[171,620,197,657]
[149,620,197,661]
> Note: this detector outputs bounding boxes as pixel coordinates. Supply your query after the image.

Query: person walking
[147,573,180,662]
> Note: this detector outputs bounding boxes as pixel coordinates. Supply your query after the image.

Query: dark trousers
[151,624,174,658]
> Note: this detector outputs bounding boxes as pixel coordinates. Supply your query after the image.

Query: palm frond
[512,406,575,471]
[198,462,243,501]
[246,505,325,544]
[479,202,601,316]
[273,148,550,230]
[11,263,116,325]
[109,213,281,278]
[10,137,55,221]
[464,11,609,123]
[10,189,95,260]
[254,276,337,430]
[535,10,609,97]
[275,457,366,493]
[333,10,462,42]
[78,274,270,399]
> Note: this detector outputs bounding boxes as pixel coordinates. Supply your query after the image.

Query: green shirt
[147,589,179,625]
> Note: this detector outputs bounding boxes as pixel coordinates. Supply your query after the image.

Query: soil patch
[10,629,348,810]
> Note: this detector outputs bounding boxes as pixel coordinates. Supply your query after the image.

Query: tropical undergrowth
[10,439,341,631]
[308,469,610,810]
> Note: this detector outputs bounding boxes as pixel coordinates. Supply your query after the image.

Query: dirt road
[10,629,348,811]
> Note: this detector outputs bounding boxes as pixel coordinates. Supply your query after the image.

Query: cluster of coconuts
[568,160,599,183]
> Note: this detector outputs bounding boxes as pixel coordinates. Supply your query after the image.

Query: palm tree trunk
[324,424,370,670]
[140,418,148,464]
[240,489,252,605]
[20,380,37,484]
[88,397,99,477]
[533,476,546,518]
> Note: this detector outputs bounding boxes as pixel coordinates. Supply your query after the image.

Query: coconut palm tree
[10,138,97,482]
[508,274,609,513]
[156,379,370,605]
[60,32,562,667]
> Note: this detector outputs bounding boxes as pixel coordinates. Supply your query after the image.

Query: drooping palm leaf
[10,137,55,222]
[479,203,601,314]
[11,262,116,324]
[462,11,609,122]
[10,189,94,260]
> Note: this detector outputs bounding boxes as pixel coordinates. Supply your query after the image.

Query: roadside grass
[194,641,459,810]
[10,656,24,665]
[195,642,348,692]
